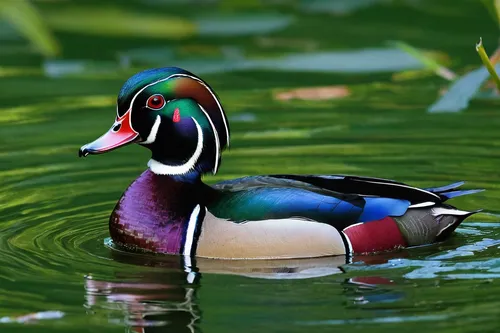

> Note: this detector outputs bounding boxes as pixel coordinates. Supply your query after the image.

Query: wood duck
[79,67,483,260]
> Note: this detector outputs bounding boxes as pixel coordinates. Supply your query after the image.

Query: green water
[2,0,500,332]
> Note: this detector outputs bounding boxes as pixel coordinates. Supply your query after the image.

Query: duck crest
[110,169,205,255]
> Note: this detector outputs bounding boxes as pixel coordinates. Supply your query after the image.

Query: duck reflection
[85,252,202,333]
[84,249,409,332]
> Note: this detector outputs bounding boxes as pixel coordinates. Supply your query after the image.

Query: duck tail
[396,205,482,246]
[433,206,483,242]
[424,181,484,201]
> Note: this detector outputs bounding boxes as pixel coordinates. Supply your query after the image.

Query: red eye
[146,94,165,110]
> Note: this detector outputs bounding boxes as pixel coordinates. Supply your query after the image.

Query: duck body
[79,66,483,260]
[110,170,480,259]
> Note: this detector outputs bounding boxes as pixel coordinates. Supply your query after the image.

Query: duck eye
[146,94,165,110]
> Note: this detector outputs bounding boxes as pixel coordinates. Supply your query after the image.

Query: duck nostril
[112,123,121,132]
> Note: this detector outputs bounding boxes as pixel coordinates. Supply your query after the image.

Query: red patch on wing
[343,217,407,254]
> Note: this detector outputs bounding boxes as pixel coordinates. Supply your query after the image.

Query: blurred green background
[2,0,500,332]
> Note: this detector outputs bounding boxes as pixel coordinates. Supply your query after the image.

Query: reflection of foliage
[0,0,59,57]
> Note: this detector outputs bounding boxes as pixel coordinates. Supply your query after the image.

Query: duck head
[79,67,230,176]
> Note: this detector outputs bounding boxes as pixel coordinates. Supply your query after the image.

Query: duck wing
[210,174,482,229]
[210,175,402,230]
[268,174,445,204]
[268,174,484,206]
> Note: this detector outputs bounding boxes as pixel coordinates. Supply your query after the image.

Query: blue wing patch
[357,198,410,222]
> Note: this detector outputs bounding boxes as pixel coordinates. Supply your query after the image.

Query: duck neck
[152,166,202,184]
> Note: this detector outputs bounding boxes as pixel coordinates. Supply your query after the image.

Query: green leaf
[428,66,495,113]
[43,6,196,39]
[0,0,60,57]
[388,40,456,80]
[428,38,500,113]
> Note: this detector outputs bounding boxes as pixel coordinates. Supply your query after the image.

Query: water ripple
[344,224,500,280]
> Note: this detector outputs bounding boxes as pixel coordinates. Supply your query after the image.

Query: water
[1,0,500,332]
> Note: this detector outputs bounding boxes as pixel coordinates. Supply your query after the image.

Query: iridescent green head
[79,67,230,176]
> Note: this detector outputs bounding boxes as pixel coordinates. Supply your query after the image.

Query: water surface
[1,1,500,332]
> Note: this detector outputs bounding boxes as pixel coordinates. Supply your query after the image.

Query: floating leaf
[428,66,499,113]
[43,7,291,39]
[274,86,350,101]
[44,6,196,39]
[120,47,429,76]
[0,0,60,57]
[196,13,292,36]
[250,48,425,73]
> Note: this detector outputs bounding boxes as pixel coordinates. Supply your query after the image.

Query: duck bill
[79,109,139,157]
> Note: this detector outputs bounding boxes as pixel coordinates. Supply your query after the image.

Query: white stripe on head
[147,117,204,175]
[127,72,230,147]
[179,74,230,148]
[140,115,161,145]
[198,104,220,174]
[183,204,201,256]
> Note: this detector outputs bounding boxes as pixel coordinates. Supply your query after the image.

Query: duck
[79,67,483,260]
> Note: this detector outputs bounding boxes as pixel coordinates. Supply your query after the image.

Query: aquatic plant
[0,0,59,57]
[476,37,500,90]
[423,1,500,112]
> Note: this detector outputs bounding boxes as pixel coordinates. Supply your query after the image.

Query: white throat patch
[147,117,204,175]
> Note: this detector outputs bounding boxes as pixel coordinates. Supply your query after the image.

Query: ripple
[0,195,122,282]
[298,314,450,325]
[0,311,65,324]
[344,224,500,280]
